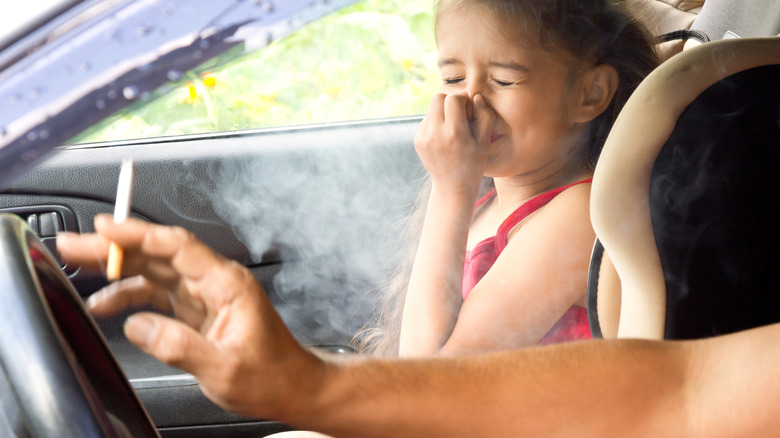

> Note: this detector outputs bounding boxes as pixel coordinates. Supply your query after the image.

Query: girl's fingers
[442,93,469,133]
[87,275,173,316]
[415,93,445,155]
[465,93,474,122]
[425,93,446,123]
[472,94,496,147]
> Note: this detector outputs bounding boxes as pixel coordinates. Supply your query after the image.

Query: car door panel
[0,116,423,436]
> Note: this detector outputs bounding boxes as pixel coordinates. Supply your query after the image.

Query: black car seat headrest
[650,63,780,339]
[588,37,780,340]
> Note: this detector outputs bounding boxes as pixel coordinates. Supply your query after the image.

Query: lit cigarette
[107,159,135,281]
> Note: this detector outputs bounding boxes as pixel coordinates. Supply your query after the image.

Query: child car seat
[587,37,780,340]
[630,0,780,60]
[689,0,780,43]
[626,0,705,60]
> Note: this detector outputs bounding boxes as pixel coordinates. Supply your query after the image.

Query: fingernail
[125,314,158,347]
[86,291,103,309]
[94,215,109,229]
[55,233,69,250]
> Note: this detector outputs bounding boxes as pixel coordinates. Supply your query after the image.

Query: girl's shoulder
[502,179,592,246]
[528,178,592,218]
[551,178,592,201]
[539,179,592,217]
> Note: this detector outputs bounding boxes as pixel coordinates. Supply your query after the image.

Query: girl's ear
[570,64,619,124]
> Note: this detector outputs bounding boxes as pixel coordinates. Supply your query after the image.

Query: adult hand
[414,93,495,195]
[56,215,323,419]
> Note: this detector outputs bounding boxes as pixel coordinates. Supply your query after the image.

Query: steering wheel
[0,213,159,437]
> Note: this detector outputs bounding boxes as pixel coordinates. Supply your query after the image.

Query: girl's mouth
[490,133,503,143]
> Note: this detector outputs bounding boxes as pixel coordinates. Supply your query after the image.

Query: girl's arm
[436,182,596,355]
[397,180,475,355]
[398,93,495,356]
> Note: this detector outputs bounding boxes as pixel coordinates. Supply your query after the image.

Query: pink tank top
[462,179,593,345]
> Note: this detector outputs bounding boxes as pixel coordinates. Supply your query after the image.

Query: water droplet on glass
[163,2,175,15]
[141,91,151,100]
[123,85,139,100]
[193,50,203,60]
[30,89,41,100]
[167,70,183,81]
[264,2,274,12]
[137,23,154,36]
[199,39,210,50]
[96,99,106,110]
[107,89,118,100]
[39,130,49,140]
[79,62,91,72]
[26,131,37,141]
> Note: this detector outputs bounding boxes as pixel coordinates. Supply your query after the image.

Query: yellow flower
[324,84,341,98]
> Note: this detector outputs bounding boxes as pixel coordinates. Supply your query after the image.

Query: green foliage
[72,0,438,144]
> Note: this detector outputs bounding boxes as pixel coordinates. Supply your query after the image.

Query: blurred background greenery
[72,0,438,144]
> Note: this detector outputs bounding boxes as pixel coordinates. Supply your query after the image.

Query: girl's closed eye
[492,78,514,87]
[443,76,464,85]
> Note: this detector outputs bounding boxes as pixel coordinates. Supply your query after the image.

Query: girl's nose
[465,82,482,101]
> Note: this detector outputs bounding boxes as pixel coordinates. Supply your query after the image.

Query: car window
[70,0,438,145]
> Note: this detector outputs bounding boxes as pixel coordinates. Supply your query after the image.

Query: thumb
[125,312,215,375]
[472,94,495,146]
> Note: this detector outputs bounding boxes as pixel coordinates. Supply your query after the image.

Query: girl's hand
[56,215,322,419]
[414,93,496,195]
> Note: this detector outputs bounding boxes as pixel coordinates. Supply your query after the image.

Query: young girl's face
[436,5,586,180]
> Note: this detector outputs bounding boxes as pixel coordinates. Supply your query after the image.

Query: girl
[358,0,659,357]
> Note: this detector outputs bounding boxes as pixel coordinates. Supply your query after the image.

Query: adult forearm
[398,185,476,356]
[684,324,780,437]
[283,339,693,438]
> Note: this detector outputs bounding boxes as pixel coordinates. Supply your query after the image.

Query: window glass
[71,0,438,144]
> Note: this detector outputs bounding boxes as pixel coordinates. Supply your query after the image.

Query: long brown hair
[355,0,659,356]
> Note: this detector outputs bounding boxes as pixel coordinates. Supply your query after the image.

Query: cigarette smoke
[208,132,425,346]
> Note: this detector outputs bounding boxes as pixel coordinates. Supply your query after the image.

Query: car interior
[0,0,778,437]
[587,42,780,340]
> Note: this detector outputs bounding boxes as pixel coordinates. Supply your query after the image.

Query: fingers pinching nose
[473,94,484,109]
